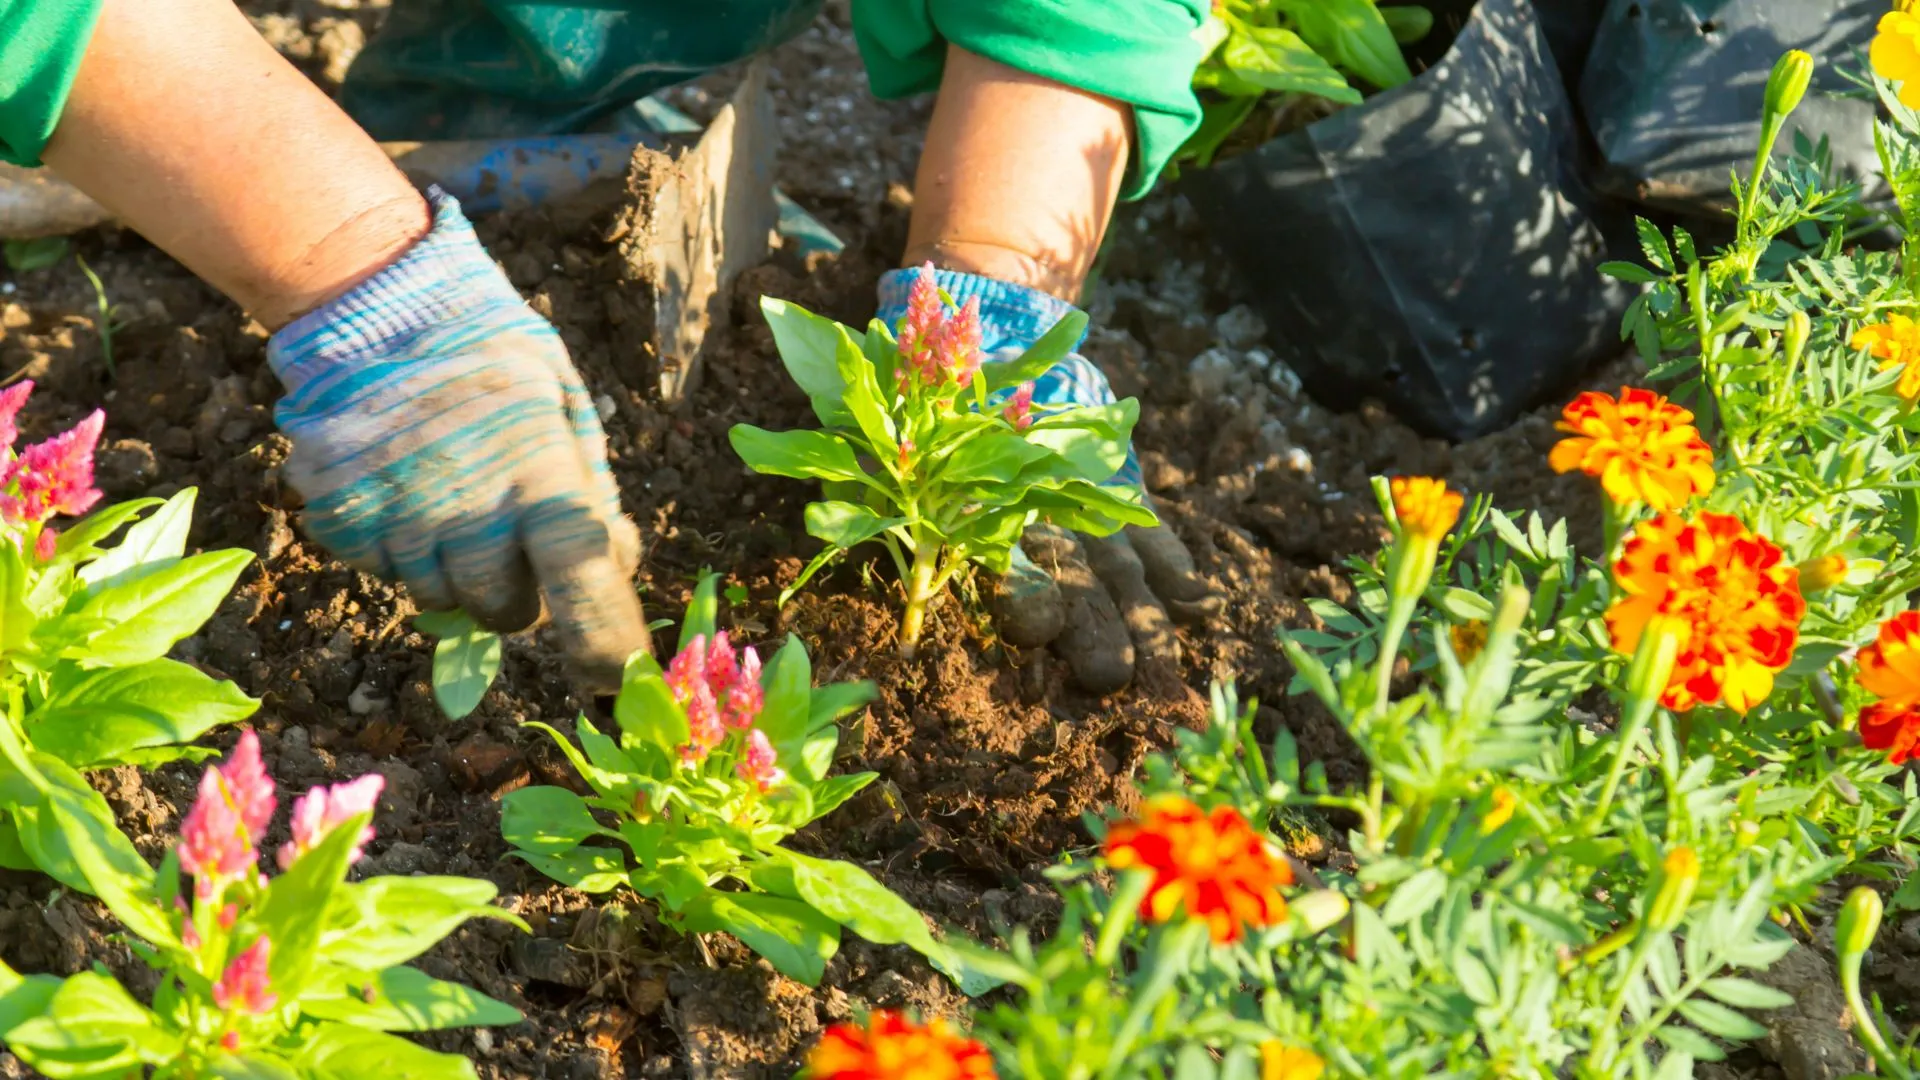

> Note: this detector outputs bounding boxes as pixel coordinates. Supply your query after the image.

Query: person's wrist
[251,190,432,332]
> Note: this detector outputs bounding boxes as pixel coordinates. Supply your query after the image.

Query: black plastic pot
[1580,0,1882,214]
[1183,0,1629,441]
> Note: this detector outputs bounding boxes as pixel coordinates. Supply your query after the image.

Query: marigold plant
[1851,314,1920,404]
[1857,611,1920,765]
[1549,387,1714,512]
[805,1011,997,1080]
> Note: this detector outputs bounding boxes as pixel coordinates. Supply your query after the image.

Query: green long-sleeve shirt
[1,0,1207,196]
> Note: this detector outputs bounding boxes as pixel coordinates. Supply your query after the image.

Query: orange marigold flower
[1856,612,1920,765]
[1548,388,1714,511]
[1606,512,1805,714]
[806,1011,995,1080]
[1389,476,1462,541]
[1104,795,1292,943]
[1851,314,1920,403]
[1261,1042,1326,1080]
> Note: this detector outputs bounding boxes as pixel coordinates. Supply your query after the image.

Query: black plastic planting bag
[1182,0,1628,441]
[1580,0,1881,212]
[1532,0,1611,83]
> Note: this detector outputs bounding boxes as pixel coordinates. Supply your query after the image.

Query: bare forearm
[40,0,426,330]
[905,45,1131,302]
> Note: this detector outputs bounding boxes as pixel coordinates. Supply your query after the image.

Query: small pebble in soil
[470,1028,493,1056]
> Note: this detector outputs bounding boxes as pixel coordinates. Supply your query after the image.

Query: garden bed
[0,4,1872,1078]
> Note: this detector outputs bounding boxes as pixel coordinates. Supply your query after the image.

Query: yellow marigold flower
[1389,476,1463,542]
[1851,314,1920,403]
[1874,9,1920,107]
[1607,512,1805,714]
[1647,845,1701,932]
[1548,388,1714,511]
[1450,620,1488,664]
[1797,553,1849,594]
[1480,787,1516,835]
[1104,795,1292,944]
[1262,1043,1326,1080]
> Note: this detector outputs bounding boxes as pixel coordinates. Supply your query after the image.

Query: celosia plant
[0,383,258,895]
[501,575,982,990]
[729,268,1155,652]
[0,731,526,1079]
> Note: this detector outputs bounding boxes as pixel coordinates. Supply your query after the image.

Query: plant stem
[1591,627,1682,828]
[1842,955,1914,1079]
[898,537,940,657]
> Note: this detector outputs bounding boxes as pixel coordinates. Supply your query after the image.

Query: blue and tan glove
[878,268,1218,695]
[268,192,649,686]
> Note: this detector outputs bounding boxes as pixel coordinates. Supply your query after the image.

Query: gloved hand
[877,268,1218,695]
[268,191,649,687]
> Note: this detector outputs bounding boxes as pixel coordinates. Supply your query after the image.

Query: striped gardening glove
[877,267,1217,695]
[268,191,648,686]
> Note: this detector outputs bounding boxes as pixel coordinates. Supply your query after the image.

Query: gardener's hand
[268,191,650,687]
[878,268,1218,694]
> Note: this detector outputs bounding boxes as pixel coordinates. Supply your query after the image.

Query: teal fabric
[0,0,106,166]
[339,0,1208,196]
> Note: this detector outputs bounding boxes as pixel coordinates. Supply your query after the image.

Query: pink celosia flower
[221,1031,241,1052]
[33,527,56,562]
[212,938,277,1014]
[736,730,786,793]
[1004,383,1036,432]
[219,903,239,930]
[932,297,983,389]
[897,263,943,372]
[0,380,33,452]
[681,677,726,764]
[665,635,708,702]
[177,732,276,898]
[705,631,739,691]
[722,648,764,730]
[277,773,384,870]
[0,409,104,524]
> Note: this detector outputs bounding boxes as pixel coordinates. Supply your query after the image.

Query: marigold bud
[1797,553,1848,594]
[1764,50,1814,122]
[1480,787,1516,835]
[1783,309,1811,367]
[1646,846,1700,933]
[1836,886,1884,962]
[1287,889,1349,935]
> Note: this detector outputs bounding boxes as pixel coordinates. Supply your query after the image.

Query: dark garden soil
[0,3,1880,1079]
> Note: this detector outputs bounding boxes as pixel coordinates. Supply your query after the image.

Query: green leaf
[1653,1022,1725,1061]
[832,324,900,460]
[78,487,198,591]
[678,572,721,653]
[805,502,906,550]
[4,971,175,1078]
[0,967,61,1038]
[1674,998,1769,1042]
[417,611,500,720]
[500,786,615,855]
[982,309,1091,392]
[253,811,366,997]
[1220,25,1362,104]
[936,434,1055,486]
[729,425,869,484]
[294,1022,479,1080]
[322,877,526,971]
[679,890,840,986]
[53,498,163,565]
[26,659,258,770]
[1381,5,1433,43]
[1600,261,1659,284]
[761,296,854,427]
[806,772,877,822]
[1380,867,1447,926]
[210,1052,304,1080]
[510,846,629,893]
[64,549,254,668]
[1281,0,1412,89]
[22,766,166,941]
[1700,977,1796,1011]
[757,635,813,759]
[4,237,69,274]
[808,681,876,734]
[301,965,522,1031]
[613,666,689,760]
[771,849,989,994]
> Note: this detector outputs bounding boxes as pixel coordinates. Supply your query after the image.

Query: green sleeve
[0,0,105,167]
[850,0,1208,200]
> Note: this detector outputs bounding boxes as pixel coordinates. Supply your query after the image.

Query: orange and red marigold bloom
[806,1011,995,1080]
[1606,512,1805,714]
[1103,795,1292,944]
[1857,611,1920,765]
[1851,314,1920,404]
[1549,388,1715,511]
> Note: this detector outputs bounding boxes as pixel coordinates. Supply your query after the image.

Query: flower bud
[1765,50,1815,122]
[1783,309,1811,367]
[1479,787,1517,835]
[1288,889,1350,936]
[1836,886,1883,963]
[1645,846,1700,933]
[1797,553,1848,594]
